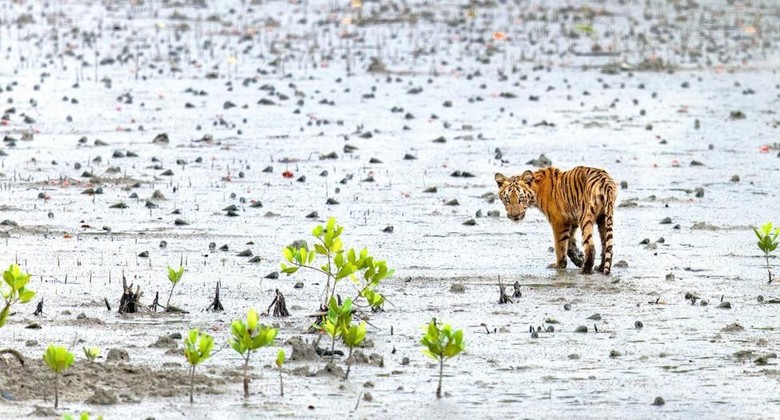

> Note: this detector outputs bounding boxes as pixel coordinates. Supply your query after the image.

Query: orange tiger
[494,166,617,275]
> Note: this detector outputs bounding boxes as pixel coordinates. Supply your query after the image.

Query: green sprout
[275,349,285,396]
[43,344,75,408]
[343,320,367,380]
[281,217,393,311]
[83,346,100,362]
[165,265,185,310]
[63,413,103,420]
[0,263,36,328]
[229,308,278,399]
[183,329,214,403]
[420,319,465,399]
[754,222,780,283]
[320,296,354,362]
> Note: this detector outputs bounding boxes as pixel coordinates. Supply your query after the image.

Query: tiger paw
[581,266,594,275]
[548,262,566,270]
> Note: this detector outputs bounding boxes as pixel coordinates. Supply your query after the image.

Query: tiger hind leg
[580,217,596,275]
[566,225,584,268]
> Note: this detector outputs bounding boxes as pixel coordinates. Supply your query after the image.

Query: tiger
[494,166,617,275]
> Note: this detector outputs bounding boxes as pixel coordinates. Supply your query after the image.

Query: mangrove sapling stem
[436,357,443,399]
[345,347,353,380]
[331,335,337,362]
[243,354,250,399]
[189,366,195,403]
[279,365,284,396]
[766,255,772,284]
[166,282,178,310]
[54,373,59,408]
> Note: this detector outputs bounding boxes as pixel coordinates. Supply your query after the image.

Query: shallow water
[1,0,779,418]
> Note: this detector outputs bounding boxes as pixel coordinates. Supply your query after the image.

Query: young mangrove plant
[343,320,367,380]
[63,413,103,420]
[754,222,780,283]
[229,308,278,399]
[276,349,285,396]
[320,296,354,362]
[165,265,185,311]
[43,344,75,408]
[281,217,393,311]
[0,263,35,328]
[420,319,465,399]
[183,329,214,403]
[83,346,100,362]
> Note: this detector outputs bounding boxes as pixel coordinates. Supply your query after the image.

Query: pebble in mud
[106,348,130,362]
[449,283,465,293]
[574,326,588,333]
[609,350,622,358]
[635,321,644,329]
[652,396,665,406]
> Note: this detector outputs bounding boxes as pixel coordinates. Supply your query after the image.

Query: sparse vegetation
[165,266,185,310]
[421,319,465,399]
[0,264,35,328]
[183,329,214,403]
[754,222,780,283]
[43,344,75,408]
[83,346,100,362]
[229,308,278,399]
[281,217,393,311]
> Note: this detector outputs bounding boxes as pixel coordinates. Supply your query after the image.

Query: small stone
[730,174,740,182]
[401,357,410,365]
[609,349,622,357]
[382,225,394,233]
[450,283,465,293]
[587,313,601,320]
[652,396,665,406]
[639,238,650,244]
[574,325,588,333]
[660,217,672,224]
[363,392,373,402]
[635,320,644,329]
[265,271,279,279]
[718,301,732,309]
[564,303,572,311]
[294,281,304,289]
[106,348,130,362]
[568,353,580,360]
[462,219,477,226]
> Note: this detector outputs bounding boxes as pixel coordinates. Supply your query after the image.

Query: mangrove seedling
[228,308,278,399]
[83,346,100,362]
[281,217,393,311]
[184,329,214,403]
[63,413,103,420]
[276,349,285,396]
[0,263,35,328]
[43,344,75,408]
[754,222,780,283]
[320,296,354,362]
[165,265,185,310]
[343,320,367,380]
[420,319,465,399]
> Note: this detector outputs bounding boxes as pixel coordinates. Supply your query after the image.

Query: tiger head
[495,171,536,222]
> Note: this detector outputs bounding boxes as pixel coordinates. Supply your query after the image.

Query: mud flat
[0,0,779,418]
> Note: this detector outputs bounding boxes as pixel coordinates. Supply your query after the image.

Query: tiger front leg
[548,223,570,270]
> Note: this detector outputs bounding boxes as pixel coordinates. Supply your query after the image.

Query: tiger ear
[495,173,508,187]
[521,170,534,185]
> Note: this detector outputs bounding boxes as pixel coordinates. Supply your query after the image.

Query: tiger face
[495,171,536,222]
